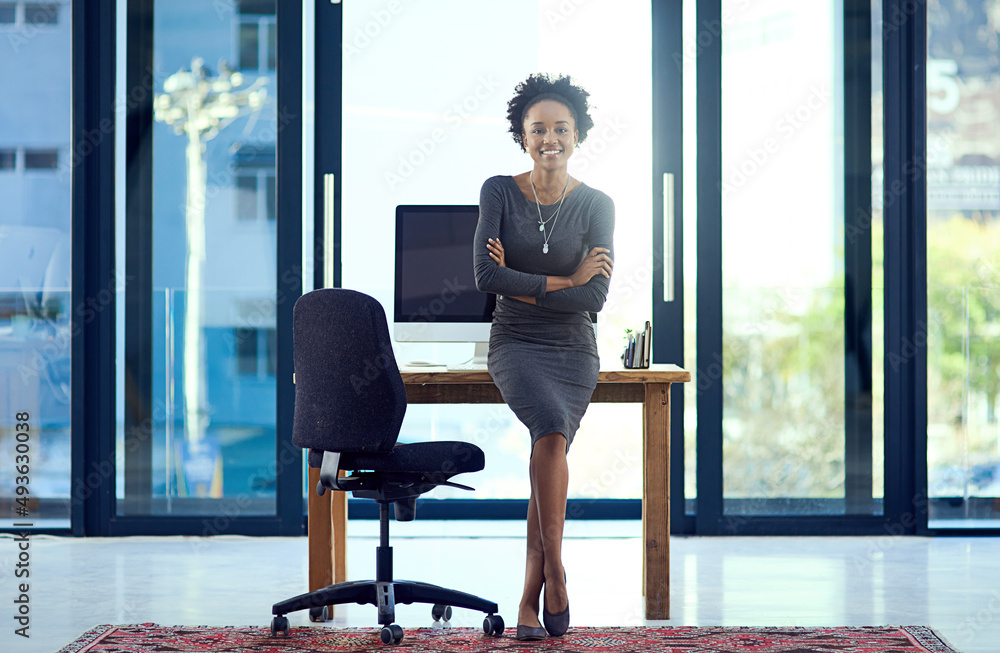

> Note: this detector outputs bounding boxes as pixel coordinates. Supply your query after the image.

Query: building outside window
[236,0,275,73]
[0,0,71,528]
[234,326,276,379]
[24,148,59,170]
[0,2,61,27]
[234,169,275,222]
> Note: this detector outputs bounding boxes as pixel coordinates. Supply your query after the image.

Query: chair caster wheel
[483,613,504,637]
[270,615,290,637]
[309,606,329,622]
[431,604,452,621]
[380,624,404,645]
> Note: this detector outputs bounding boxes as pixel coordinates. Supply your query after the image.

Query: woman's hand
[489,237,536,303]
[570,247,613,287]
[487,238,506,267]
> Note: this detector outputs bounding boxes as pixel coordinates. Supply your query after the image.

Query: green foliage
[722,285,846,498]
[927,215,1000,425]
[718,215,1000,499]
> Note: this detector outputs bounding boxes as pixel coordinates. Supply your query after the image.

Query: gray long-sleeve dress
[473,175,615,453]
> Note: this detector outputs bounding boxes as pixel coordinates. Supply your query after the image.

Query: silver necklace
[530,170,570,254]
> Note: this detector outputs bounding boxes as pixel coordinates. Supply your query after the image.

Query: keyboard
[445,362,489,371]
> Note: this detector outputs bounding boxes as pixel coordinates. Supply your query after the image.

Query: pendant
[543,244,549,254]
[539,224,545,231]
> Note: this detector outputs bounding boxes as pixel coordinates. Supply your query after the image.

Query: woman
[473,73,614,641]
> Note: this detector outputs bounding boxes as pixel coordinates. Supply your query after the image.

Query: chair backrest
[292,288,407,454]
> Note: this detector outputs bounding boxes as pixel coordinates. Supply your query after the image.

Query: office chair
[270,288,504,644]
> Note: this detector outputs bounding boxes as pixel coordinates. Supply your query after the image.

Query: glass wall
[926,0,1000,527]
[719,0,882,516]
[115,0,278,516]
[341,0,652,501]
[9,0,977,533]
[0,0,72,528]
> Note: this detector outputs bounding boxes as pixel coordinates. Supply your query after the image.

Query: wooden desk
[307,364,690,620]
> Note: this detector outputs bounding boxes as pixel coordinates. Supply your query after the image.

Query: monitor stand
[471,341,489,365]
[445,342,489,371]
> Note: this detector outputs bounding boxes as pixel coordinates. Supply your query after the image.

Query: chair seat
[311,441,485,476]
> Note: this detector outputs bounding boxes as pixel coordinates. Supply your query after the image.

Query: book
[643,321,651,367]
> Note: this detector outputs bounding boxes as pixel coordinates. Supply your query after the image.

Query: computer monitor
[393,205,495,364]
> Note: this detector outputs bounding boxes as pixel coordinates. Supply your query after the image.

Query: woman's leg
[517,493,545,628]
[530,432,569,615]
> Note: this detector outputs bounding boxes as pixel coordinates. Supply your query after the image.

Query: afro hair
[506,73,594,152]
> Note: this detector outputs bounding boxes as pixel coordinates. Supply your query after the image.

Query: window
[24,148,58,169]
[341,0,653,503]
[234,327,276,377]
[264,173,275,222]
[235,327,258,375]
[236,175,257,221]
[264,328,276,376]
[237,0,273,14]
[24,2,58,25]
[114,0,281,522]
[717,0,877,517]
[238,23,258,70]
[925,0,1000,528]
[0,0,71,530]
[236,0,275,73]
[234,170,275,222]
[233,145,276,222]
[266,22,275,70]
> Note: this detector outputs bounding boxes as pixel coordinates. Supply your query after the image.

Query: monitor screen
[394,205,495,339]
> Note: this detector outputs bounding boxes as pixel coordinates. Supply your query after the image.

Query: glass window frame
[680,0,931,536]
[50,0,1000,537]
[54,0,304,537]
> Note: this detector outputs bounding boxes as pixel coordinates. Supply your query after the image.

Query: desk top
[399,363,690,385]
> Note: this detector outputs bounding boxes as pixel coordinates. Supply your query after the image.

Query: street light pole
[155,58,266,453]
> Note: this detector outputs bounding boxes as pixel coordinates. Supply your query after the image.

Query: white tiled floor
[2,522,998,653]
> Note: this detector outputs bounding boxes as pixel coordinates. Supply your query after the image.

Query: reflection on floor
[3,521,998,653]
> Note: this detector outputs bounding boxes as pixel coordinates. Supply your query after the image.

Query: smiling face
[522,99,578,170]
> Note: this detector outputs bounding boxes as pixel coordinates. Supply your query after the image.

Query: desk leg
[307,468,349,618]
[643,382,671,620]
[332,487,347,585]
[307,467,332,595]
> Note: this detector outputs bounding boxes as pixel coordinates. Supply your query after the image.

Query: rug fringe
[55,625,118,653]
[923,626,963,653]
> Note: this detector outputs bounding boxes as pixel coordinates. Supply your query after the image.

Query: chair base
[272,578,499,626]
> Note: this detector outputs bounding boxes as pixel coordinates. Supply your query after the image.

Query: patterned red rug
[57,624,960,652]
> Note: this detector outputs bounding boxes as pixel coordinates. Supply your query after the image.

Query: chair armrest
[317,451,348,495]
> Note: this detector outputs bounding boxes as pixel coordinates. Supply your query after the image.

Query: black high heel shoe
[515,623,548,642]
[542,571,569,637]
